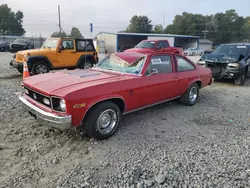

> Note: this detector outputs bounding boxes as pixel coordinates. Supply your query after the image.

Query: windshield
[95,54,145,75]
[42,38,59,48]
[135,41,155,49]
[214,45,248,56]
[14,39,26,43]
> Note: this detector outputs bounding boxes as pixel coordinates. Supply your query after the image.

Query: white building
[199,39,213,51]
[96,32,200,53]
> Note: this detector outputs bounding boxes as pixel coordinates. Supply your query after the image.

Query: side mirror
[147,68,158,76]
[58,45,64,53]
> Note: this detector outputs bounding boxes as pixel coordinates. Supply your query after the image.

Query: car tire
[180,83,199,106]
[83,101,121,140]
[31,61,50,75]
[192,52,195,56]
[234,72,245,86]
[79,60,93,69]
[17,67,23,74]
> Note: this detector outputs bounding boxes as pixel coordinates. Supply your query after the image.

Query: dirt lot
[1,52,250,188]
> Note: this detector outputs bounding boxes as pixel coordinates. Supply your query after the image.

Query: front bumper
[19,94,72,130]
[10,60,23,69]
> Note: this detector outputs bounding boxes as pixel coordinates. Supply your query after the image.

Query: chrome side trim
[19,94,71,130]
[123,96,181,115]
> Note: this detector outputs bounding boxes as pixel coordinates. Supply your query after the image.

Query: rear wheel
[79,60,93,69]
[31,61,50,75]
[83,102,121,140]
[180,83,199,106]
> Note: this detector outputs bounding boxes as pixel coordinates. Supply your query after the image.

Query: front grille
[24,86,52,108]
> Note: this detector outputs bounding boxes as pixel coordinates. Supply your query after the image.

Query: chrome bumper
[19,95,72,130]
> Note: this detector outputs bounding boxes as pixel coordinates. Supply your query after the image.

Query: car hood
[17,48,55,55]
[199,53,245,63]
[124,48,155,54]
[23,69,125,97]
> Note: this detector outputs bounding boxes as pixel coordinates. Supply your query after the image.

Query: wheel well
[29,58,51,68]
[82,98,125,124]
[196,81,202,88]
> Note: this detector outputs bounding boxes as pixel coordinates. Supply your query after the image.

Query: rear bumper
[19,94,72,130]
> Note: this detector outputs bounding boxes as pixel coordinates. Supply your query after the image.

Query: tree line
[0,3,249,45]
[126,10,250,45]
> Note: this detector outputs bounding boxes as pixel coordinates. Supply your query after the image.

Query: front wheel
[180,83,199,106]
[234,73,245,86]
[31,61,50,75]
[83,102,121,140]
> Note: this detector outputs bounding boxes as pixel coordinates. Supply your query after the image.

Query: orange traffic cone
[23,57,30,79]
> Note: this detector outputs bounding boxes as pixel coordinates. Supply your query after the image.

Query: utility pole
[58,5,62,33]
[202,22,208,39]
[163,13,166,28]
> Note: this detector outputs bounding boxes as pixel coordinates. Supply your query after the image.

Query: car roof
[112,51,181,64]
[49,37,92,40]
[141,39,167,42]
[221,43,250,46]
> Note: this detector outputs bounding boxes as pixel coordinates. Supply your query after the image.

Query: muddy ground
[1,52,250,188]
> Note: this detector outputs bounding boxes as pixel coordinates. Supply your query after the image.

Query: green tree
[126,15,153,33]
[51,31,68,37]
[242,17,250,41]
[69,27,83,37]
[154,24,164,33]
[0,4,25,35]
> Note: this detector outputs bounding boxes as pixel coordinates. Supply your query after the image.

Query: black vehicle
[0,41,10,52]
[198,43,250,86]
[9,39,34,53]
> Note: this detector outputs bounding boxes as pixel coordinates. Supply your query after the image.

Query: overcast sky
[1,0,250,37]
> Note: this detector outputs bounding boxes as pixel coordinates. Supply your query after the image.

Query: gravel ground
[1,52,250,188]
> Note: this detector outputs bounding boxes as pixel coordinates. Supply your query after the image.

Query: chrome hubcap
[97,109,117,134]
[36,64,48,74]
[84,62,92,69]
[189,87,198,103]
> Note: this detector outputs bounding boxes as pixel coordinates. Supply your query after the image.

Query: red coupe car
[19,52,212,140]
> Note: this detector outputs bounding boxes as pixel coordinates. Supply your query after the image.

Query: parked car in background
[9,39,34,53]
[197,43,250,86]
[124,39,183,54]
[0,41,10,52]
[184,47,204,56]
[10,37,99,75]
[19,51,212,140]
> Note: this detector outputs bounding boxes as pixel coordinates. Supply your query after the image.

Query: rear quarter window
[176,56,195,72]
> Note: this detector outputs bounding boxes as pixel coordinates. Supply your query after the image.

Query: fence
[0,35,47,49]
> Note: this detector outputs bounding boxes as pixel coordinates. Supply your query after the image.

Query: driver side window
[146,55,173,75]
[61,40,74,50]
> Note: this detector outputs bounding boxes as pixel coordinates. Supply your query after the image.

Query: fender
[27,56,53,68]
[76,54,96,67]
[79,95,126,125]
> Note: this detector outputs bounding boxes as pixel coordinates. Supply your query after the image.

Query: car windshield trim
[94,54,146,76]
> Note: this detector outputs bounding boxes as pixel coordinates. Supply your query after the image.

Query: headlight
[197,61,205,67]
[228,63,240,68]
[52,97,67,112]
[59,99,66,112]
[43,98,50,106]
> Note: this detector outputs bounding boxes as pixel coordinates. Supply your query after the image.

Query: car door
[75,39,96,65]
[56,39,76,67]
[139,54,179,107]
[175,55,198,95]
[155,41,165,52]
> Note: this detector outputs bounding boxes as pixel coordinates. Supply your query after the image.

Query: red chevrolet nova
[19,52,212,140]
